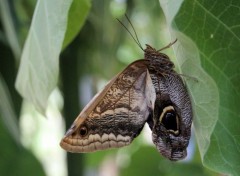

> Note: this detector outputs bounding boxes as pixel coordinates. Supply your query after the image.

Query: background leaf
[62,0,91,49]
[0,74,20,144]
[0,0,21,60]
[15,0,91,114]
[160,0,240,175]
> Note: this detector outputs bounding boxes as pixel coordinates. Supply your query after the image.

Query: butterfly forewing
[60,60,156,153]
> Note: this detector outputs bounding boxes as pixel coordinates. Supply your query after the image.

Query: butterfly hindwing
[60,60,156,152]
[149,73,192,161]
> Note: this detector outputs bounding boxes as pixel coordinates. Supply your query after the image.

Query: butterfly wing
[148,73,192,161]
[60,60,156,153]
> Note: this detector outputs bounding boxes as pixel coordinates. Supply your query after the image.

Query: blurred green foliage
[0,113,45,176]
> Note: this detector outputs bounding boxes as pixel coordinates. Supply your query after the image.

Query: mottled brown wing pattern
[60,60,156,152]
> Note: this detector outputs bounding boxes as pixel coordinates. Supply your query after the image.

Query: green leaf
[15,0,91,114]
[0,74,20,144]
[160,0,240,175]
[62,0,91,49]
[15,0,72,113]
[0,0,21,59]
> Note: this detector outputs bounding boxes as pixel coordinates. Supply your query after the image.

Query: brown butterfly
[60,17,193,161]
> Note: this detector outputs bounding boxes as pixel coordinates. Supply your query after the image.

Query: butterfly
[60,17,193,161]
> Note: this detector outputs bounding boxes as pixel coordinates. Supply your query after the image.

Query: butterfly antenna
[116,15,144,51]
[157,39,178,52]
[124,14,143,50]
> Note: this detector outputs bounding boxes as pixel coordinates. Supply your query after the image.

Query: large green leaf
[62,0,91,49]
[15,0,91,114]
[160,0,240,175]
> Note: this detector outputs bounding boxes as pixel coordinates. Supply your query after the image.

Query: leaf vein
[195,0,240,42]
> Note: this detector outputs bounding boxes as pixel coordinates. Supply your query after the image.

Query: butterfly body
[60,44,192,161]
